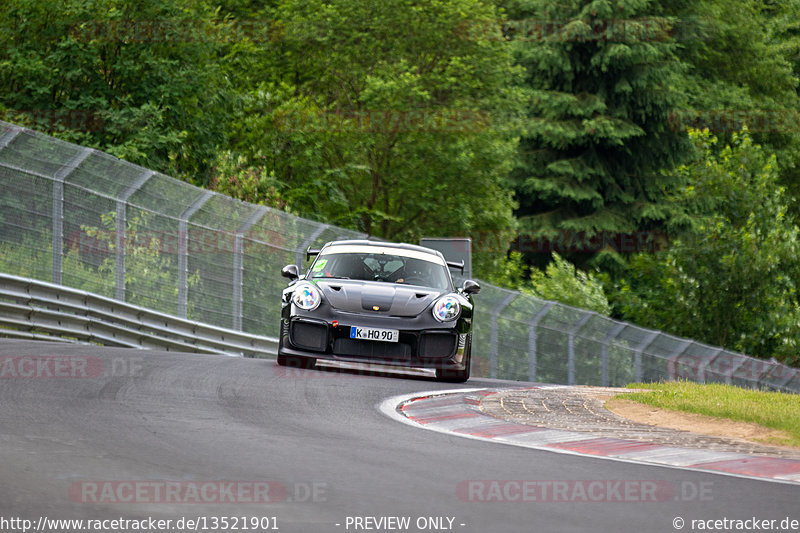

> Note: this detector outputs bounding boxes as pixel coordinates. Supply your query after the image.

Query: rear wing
[446,260,465,273]
[306,248,321,261]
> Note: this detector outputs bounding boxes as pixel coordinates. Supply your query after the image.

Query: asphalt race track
[0,339,797,533]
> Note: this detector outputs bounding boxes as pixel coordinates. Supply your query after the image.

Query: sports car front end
[277,241,479,382]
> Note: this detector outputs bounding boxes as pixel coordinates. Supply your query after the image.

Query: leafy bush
[614,129,800,367]
[489,251,611,316]
[529,253,611,316]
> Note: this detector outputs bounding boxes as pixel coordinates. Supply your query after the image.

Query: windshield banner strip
[318,245,445,265]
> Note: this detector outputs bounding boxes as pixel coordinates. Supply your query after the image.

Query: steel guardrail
[0,273,278,357]
[1,119,798,391]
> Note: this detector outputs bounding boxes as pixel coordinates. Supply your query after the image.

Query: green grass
[615,381,800,447]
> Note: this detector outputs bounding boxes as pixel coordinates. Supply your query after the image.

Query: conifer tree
[504,0,692,265]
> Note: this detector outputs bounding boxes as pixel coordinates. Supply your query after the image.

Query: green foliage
[0,212,198,315]
[505,0,693,260]
[0,0,233,183]
[486,250,610,315]
[0,239,56,284]
[662,0,800,205]
[2,0,800,366]
[210,151,287,209]
[614,129,800,367]
[669,0,797,102]
[84,211,198,313]
[617,381,800,447]
[482,250,529,289]
[529,252,610,315]
[224,0,524,276]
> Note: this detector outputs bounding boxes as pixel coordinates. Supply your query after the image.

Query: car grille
[418,332,458,358]
[289,320,328,352]
[333,338,412,360]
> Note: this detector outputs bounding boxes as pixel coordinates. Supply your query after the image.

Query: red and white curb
[379,387,800,486]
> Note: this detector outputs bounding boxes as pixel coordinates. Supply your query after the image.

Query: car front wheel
[276,353,316,369]
[435,336,471,383]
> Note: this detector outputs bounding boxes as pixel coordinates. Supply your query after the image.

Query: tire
[435,335,471,383]
[276,353,316,369]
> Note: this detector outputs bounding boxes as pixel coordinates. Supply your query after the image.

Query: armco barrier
[0,119,798,390]
[0,273,277,357]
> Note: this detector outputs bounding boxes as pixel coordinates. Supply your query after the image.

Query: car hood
[315,280,446,316]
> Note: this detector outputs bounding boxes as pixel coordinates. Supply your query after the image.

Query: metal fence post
[177,191,213,318]
[527,302,554,382]
[0,127,22,150]
[634,330,660,383]
[726,357,748,385]
[751,359,776,390]
[771,366,799,391]
[115,170,154,301]
[51,147,92,285]
[296,224,329,270]
[233,206,268,331]
[601,322,626,386]
[664,339,691,381]
[696,348,723,383]
[489,292,517,379]
[567,311,593,386]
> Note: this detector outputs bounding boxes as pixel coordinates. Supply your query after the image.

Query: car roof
[320,239,446,260]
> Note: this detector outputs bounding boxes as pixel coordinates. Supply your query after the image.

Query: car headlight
[432,296,460,322]
[292,283,322,311]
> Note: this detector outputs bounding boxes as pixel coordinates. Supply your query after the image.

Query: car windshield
[308,249,451,290]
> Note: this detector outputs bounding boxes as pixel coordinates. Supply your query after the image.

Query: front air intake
[289,319,328,352]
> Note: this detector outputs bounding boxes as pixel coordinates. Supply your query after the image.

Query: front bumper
[278,311,469,370]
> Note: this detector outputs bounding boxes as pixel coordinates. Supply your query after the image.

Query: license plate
[350,326,399,343]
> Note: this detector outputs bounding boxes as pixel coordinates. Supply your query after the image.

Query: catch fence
[1,120,797,391]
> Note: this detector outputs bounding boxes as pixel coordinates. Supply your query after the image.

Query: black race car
[278,240,480,382]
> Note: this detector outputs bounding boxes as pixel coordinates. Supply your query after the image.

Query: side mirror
[281,264,300,280]
[462,279,480,295]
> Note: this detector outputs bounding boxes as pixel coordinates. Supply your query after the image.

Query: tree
[503,0,692,270]
[0,0,233,184]
[662,0,800,204]
[614,129,800,367]
[219,0,524,279]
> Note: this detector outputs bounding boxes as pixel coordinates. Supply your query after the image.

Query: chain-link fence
[464,280,800,391]
[1,120,798,391]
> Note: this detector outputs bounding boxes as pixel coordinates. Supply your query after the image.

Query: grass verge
[614,381,800,448]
